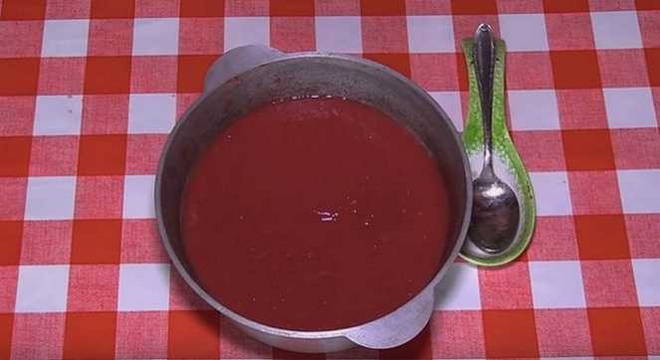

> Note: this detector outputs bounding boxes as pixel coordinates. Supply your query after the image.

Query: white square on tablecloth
[15,265,69,313]
[118,263,170,311]
[132,18,180,55]
[41,20,89,57]
[315,17,362,53]
[407,16,454,53]
[508,89,559,130]
[633,259,660,306]
[603,87,657,128]
[591,11,642,49]
[128,93,176,134]
[25,176,76,220]
[499,14,549,51]
[529,172,572,216]
[429,91,463,131]
[434,263,481,310]
[617,169,660,213]
[123,175,156,219]
[529,261,586,308]
[34,95,83,135]
[224,17,270,52]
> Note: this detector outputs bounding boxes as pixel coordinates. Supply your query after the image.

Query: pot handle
[204,45,284,94]
[345,287,435,350]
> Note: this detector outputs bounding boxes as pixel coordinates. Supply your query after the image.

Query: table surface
[1,0,659,359]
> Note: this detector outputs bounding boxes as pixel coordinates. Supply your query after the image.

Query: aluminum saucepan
[155,45,472,353]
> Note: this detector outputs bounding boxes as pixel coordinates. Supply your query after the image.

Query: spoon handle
[473,24,496,177]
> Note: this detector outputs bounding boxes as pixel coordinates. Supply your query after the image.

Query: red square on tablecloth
[545,13,595,50]
[38,58,86,95]
[131,56,178,93]
[641,307,660,354]
[78,134,127,175]
[270,0,314,16]
[225,0,268,16]
[575,215,630,260]
[410,54,459,91]
[219,317,273,359]
[405,0,450,15]
[11,313,65,359]
[562,129,615,171]
[177,55,217,93]
[135,0,179,17]
[63,312,117,359]
[497,0,543,13]
[180,0,224,17]
[363,53,411,78]
[125,134,167,175]
[0,96,35,136]
[0,221,22,265]
[511,130,566,171]
[379,324,432,359]
[506,52,555,90]
[360,0,405,15]
[0,314,11,360]
[431,311,485,358]
[588,307,647,356]
[543,0,589,12]
[568,171,622,215]
[178,18,223,55]
[74,176,124,218]
[0,178,27,220]
[450,0,497,15]
[168,311,221,359]
[479,261,533,309]
[527,216,578,260]
[483,309,539,358]
[20,220,72,264]
[636,0,660,9]
[0,137,31,177]
[582,260,639,307]
[589,0,635,10]
[88,19,134,56]
[82,95,129,134]
[535,309,592,356]
[314,0,360,15]
[362,16,408,53]
[1,0,46,20]
[67,265,119,311]
[550,50,601,89]
[90,0,135,18]
[556,89,607,129]
[638,10,660,48]
[270,17,316,52]
[176,93,200,120]
[0,21,43,58]
[169,270,210,310]
[645,48,660,86]
[598,49,650,87]
[71,219,122,264]
[0,58,40,96]
[84,56,132,94]
[626,214,660,258]
[45,0,91,18]
[121,219,169,263]
[273,348,325,359]
[29,136,79,176]
[116,312,169,359]
[0,266,18,312]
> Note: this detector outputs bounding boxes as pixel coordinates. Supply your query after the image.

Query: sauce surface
[181,98,451,330]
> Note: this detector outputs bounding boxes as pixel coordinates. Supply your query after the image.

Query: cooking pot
[155,45,473,353]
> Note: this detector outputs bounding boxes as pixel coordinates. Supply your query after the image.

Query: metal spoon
[467,24,520,254]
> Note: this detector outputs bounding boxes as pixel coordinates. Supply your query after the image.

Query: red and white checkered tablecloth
[1,0,659,358]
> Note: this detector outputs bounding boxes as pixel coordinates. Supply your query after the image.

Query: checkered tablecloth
[1,0,659,358]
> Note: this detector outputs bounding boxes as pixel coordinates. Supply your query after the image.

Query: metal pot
[155,45,472,353]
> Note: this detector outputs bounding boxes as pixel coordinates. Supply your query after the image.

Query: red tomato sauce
[181,98,451,331]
